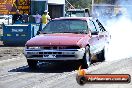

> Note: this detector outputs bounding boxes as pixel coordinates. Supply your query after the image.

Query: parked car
[24,17,109,69]
[0,15,12,28]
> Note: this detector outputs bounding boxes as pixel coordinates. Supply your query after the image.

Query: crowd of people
[12,10,51,29]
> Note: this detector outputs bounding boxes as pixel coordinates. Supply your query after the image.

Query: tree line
[67,0,116,8]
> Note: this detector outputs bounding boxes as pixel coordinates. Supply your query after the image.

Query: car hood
[26,33,88,46]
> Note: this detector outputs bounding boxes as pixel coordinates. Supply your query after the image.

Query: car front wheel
[27,59,38,69]
[80,46,91,69]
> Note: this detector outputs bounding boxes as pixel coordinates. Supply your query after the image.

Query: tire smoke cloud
[96,0,132,61]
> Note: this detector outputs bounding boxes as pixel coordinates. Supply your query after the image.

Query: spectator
[41,10,51,29]
[22,12,29,23]
[33,11,42,23]
[12,10,22,23]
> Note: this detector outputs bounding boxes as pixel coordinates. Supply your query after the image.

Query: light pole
[92,0,94,15]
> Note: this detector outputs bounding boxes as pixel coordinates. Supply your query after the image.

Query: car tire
[27,59,38,69]
[80,46,91,69]
[97,49,105,62]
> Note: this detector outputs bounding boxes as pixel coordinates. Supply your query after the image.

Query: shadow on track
[0,45,25,47]
[9,62,79,73]
[0,41,25,47]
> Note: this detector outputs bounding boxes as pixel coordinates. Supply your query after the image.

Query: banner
[0,0,30,15]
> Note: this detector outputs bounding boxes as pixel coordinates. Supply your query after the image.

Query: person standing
[41,10,51,29]
[33,11,42,23]
[12,10,22,23]
[22,12,29,23]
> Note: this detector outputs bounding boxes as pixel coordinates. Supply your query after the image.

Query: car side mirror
[91,31,99,35]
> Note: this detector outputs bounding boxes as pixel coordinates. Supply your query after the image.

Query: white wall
[31,0,47,1]
[31,0,65,4]
[48,0,65,4]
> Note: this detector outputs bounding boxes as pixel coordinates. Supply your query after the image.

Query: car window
[89,20,97,32]
[69,20,87,31]
[43,19,88,33]
[96,19,106,32]
[92,20,100,32]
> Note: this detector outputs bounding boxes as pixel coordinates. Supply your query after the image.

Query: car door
[88,19,100,54]
[93,19,109,53]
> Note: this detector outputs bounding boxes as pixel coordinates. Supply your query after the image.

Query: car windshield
[42,19,88,34]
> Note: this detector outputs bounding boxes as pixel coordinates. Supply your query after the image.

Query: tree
[67,0,92,8]
[94,0,116,4]
[67,0,116,8]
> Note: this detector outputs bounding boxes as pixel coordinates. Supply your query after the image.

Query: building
[31,0,65,18]
[0,0,65,19]
[48,0,65,19]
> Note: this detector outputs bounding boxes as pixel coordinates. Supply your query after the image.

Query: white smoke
[105,17,132,61]
[104,0,132,61]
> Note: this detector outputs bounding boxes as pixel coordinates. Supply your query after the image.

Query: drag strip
[0,46,132,88]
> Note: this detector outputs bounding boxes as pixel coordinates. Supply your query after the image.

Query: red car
[24,17,109,69]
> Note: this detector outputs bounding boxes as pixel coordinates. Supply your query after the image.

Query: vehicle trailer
[65,8,91,17]
[1,23,40,46]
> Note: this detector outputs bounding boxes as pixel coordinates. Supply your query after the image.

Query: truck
[65,8,91,17]
[24,17,109,69]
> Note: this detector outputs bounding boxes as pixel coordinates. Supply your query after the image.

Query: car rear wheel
[97,49,105,62]
[80,46,91,69]
[27,59,38,69]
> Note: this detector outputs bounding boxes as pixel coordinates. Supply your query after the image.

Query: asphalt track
[0,46,132,88]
